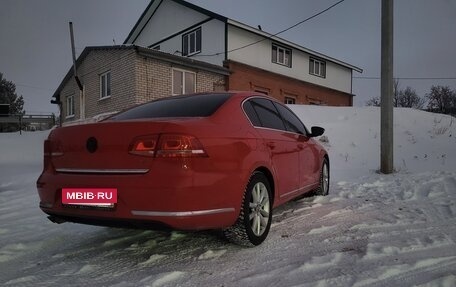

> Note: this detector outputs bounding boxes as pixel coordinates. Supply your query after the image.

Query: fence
[0,114,56,134]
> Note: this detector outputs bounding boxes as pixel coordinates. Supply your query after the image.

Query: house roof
[124,0,363,73]
[51,45,229,104]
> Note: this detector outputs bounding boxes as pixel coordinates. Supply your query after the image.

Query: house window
[285,97,296,104]
[66,95,74,118]
[254,89,269,95]
[307,95,325,105]
[251,84,270,95]
[182,27,202,56]
[309,57,326,78]
[100,71,111,99]
[272,44,292,67]
[172,69,196,95]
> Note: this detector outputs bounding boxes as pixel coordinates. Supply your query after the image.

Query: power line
[15,83,54,91]
[195,0,346,57]
[15,50,136,97]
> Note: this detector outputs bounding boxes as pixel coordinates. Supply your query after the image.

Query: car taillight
[129,134,207,158]
[157,134,207,158]
[129,135,159,157]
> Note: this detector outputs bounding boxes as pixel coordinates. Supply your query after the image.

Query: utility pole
[381,0,394,174]
[69,22,83,91]
[69,22,85,121]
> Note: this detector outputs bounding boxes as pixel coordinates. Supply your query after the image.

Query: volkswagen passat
[37,92,329,246]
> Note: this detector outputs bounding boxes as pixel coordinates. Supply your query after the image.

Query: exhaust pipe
[47,215,67,224]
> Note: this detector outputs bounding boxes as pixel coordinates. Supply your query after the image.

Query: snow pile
[0,107,455,286]
[0,130,49,165]
[288,106,456,181]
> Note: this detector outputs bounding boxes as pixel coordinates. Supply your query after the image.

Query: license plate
[62,188,117,207]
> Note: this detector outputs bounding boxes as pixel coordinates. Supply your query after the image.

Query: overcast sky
[1,0,455,114]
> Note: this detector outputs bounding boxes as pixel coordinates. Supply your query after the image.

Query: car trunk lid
[48,121,168,172]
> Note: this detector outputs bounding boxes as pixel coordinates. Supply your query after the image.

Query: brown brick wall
[225,60,353,106]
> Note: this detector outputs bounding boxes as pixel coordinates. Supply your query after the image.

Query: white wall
[133,0,207,46]
[132,0,225,66]
[227,25,352,94]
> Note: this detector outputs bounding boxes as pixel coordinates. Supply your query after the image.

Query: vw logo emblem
[86,137,98,153]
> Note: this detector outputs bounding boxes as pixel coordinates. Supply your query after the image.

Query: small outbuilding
[52,45,228,124]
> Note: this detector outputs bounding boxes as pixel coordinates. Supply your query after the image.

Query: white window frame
[285,97,296,104]
[182,27,202,57]
[66,95,74,118]
[172,68,196,95]
[309,57,326,78]
[253,86,270,96]
[272,44,292,67]
[100,71,111,99]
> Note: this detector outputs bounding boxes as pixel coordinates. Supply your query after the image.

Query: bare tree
[366,96,380,107]
[397,87,425,109]
[366,80,425,110]
[426,85,456,114]
[366,79,399,107]
[393,79,400,107]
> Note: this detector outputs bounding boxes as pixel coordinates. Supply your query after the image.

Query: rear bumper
[44,213,173,230]
[43,208,235,231]
[37,168,243,230]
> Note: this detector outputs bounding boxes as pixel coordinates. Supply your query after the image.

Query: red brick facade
[225,60,353,106]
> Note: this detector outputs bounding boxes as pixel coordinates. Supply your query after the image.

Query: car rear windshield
[110,93,231,121]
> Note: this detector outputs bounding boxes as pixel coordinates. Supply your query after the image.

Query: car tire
[315,159,329,196]
[223,172,273,246]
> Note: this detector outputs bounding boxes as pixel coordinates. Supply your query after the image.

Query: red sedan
[37,92,329,246]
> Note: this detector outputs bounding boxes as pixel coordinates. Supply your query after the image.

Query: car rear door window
[249,98,286,131]
[243,101,262,126]
[274,102,307,135]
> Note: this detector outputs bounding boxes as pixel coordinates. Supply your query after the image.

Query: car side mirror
[309,126,325,137]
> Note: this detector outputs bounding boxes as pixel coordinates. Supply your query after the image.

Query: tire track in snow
[353,257,456,287]
[242,173,456,287]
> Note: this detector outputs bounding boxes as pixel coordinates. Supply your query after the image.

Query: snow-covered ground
[0,106,455,287]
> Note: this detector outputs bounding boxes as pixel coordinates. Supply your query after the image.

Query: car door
[244,98,301,200]
[273,102,318,191]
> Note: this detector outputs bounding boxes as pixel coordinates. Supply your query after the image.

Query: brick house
[52,45,228,124]
[124,0,363,106]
